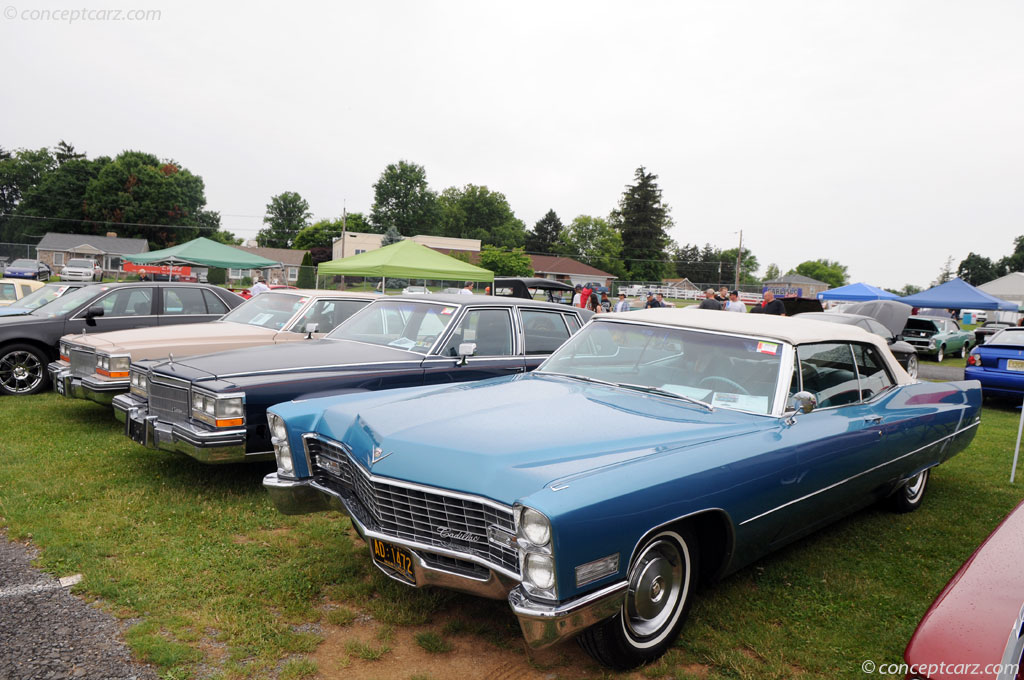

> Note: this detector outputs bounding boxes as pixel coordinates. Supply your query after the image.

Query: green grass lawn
[1,394,1022,679]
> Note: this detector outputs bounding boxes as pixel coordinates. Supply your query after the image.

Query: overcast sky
[3,0,1022,288]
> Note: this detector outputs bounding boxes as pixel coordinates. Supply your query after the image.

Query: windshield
[31,285,108,317]
[219,292,307,329]
[328,299,457,354]
[67,259,94,268]
[9,259,35,268]
[986,329,1024,347]
[10,284,73,310]
[537,320,784,414]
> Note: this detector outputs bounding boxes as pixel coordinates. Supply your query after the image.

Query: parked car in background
[0,282,94,317]
[118,295,592,464]
[229,284,297,300]
[974,321,1014,347]
[799,300,919,378]
[0,283,244,396]
[401,285,430,294]
[965,327,1024,401]
[263,309,980,669]
[3,259,51,281]
[493,277,576,304]
[903,498,1024,680]
[51,290,377,406]
[59,258,99,282]
[0,279,45,307]
[902,316,973,362]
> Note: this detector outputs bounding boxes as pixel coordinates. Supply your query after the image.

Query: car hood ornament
[371,446,392,465]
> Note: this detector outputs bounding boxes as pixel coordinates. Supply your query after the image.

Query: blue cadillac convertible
[263,309,982,669]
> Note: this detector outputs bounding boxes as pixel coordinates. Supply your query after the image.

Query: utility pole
[734,230,743,291]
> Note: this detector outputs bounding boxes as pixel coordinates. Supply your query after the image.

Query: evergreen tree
[610,167,673,281]
[525,209,563,253]
[381,226,403,246]
[296,252,315,288]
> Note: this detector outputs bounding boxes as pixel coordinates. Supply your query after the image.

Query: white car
[401,285,429,294]
[60,258,97,282]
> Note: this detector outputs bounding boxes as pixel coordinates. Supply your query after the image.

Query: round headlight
[524,553,555,590]
[268,413,287,440]
[520,507,551,546]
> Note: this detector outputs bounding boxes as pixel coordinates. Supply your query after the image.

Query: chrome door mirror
[304,322,318,339]
[457,342,477,366]
[785,391,817,424]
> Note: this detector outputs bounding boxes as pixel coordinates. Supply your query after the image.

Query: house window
[229,269,249,279]
[287,267,299,281]
[54,252,65,266]
[355,249,366,255]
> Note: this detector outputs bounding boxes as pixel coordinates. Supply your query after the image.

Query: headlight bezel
[514,503,557,600]
[129,368,149,398]
[96,352,131,378]
[190,388,245,428]
[267,411,294,478]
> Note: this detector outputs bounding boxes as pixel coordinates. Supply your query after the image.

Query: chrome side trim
[739,420,982,526]
[211,358,421,379]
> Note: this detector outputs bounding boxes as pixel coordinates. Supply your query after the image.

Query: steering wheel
[698,376,750,395]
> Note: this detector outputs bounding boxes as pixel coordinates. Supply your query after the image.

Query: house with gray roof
[36,232,149,275]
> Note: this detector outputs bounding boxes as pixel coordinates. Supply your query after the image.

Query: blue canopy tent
[898,277,1017,311]
[817,282,900,301]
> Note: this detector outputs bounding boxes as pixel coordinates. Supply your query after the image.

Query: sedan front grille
[308,436,519,577]
[149,379,190,424]
[69,349,95,378]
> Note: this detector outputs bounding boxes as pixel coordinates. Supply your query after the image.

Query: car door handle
[502,367,526,373]
[863,415,883,425]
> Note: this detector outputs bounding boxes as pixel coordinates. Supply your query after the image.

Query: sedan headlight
[129,369,148,398]
[96,354,130,378]
[519,507,551,546]
[524,553,555,590]
[267,411,294,477]
[515,503,557,600]
[191,391,245,428]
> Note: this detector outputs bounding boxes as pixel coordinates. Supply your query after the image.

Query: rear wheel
[889,469,929,513]
[960,342,970,358]
[935,345,945,362]
[0,343,49,396]
[577,529,698,670]
[905,354,919,379]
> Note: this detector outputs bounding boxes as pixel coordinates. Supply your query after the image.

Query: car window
[202,289,229,315]
[94,287,154,317]
[289,299,370,334]
[563,313,582,334]
[0,283,16,301]
[220,292,305,329]
[796,343,861,408]
[328,300,457,354]
[987,329,1024,346]
[441,309,514,356]
[521,310,570,355]
[852,344,894,399]
[162,287,208,315]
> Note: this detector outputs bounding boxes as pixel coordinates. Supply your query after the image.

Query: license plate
[55,377,65,395]
[1008,360,1024,372]
[370,538,415,584]
[127,417,147,445]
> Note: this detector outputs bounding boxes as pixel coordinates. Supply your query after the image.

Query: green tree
[381,226,403,246]
[555,215,626,279]
[296,251,315,288]
[610,167,673,281]
[0,147,55,241]
[932,256,955,286]
[82,151,209,248]
[719,247,759,285]
[788,259,849,289]
[258,191,310,248]
[957,252,998,286]
[997,235,1024,276]
[762,263,781,282]
[478,245,533,276]
[438,184,526,248]
[525,209,563,253]
[53,140,85,166]
[14,156,111,240]
[892,284,923,297]
[294,212,370,250]
[370,161,440,236]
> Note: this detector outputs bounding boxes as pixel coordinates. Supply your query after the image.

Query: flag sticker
[757,341,779,355]
[441,307,455,315]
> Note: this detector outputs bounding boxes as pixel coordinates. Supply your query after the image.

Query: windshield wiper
[613,382,714,411]
[536,371,619,388]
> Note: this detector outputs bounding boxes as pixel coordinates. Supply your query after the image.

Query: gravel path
[0,532,157,680]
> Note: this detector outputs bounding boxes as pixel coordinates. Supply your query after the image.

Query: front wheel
[577,529,698,670]
[960,342,970,358]
[0,343,50,396]
[905,354,919,379]
[889,469,929,513]
[935,345,945,362]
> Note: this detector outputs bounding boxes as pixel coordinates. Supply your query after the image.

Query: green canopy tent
[123,237,280,269]
[317,239,493,289]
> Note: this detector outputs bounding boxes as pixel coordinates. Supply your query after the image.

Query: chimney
[106,232,117,238]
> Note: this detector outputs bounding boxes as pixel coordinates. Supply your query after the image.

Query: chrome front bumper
[115,392,263,463]
[48,362,84,399]
[81,375,128,406]
[263,472,627,648]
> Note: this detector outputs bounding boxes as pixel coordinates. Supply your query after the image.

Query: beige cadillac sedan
[49,289,377,406]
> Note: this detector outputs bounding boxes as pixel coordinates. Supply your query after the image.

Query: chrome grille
[69,349,95,378]
[149,379,190,424]
[308,437,519,576]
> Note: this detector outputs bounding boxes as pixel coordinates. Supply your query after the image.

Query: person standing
[726,290,746,312]
[460,281,474,295]
[761,290,785,315]
[600,292,611,313]
[698,288,723,310]
[644,293,658,309]
[614,292,631,312]
[716,286,729,303]
[249,277,270,296]
[571,285,582,307]
[579,284,593,309]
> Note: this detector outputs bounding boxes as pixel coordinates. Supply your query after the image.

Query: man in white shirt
[571,285,582,307]
[726,290,746,312]
[460,281,474,295]
[614,292,631,312]
[249,277,270,296]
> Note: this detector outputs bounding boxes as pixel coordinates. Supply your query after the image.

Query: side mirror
[785,391,817,424]
[457,342,477,366]
[304,322,319,339]
[84,305,104,327]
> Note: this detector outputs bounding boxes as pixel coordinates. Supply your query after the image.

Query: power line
[0,213,220,231]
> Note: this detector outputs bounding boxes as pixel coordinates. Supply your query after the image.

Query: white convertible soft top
[600,308,914,384]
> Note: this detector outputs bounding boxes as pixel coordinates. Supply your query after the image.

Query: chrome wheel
[905,354,919,379]
[935,346,945,362]
[960,343,969,358]
[904,470,928,504]
[0,347,44,395]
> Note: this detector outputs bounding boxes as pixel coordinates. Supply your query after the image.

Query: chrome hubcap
[625,538,686,638]
[0,351,42,394]
[905,470,928,502]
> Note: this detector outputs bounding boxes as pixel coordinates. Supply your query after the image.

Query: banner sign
[763,286,802,297]
[122,262,192,276]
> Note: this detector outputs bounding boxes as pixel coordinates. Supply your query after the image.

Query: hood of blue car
[314,373,772,506]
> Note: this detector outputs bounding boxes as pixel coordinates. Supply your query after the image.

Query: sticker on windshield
[249,313,273,325]
[756,341,779,355]
[441,307,455,315]
[298,297,309,304]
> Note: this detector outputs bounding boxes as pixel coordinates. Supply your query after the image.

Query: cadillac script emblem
[371,447,392,465]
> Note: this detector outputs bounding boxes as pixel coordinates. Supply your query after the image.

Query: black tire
[960,342,970,358]
[0,343,50,396]
[889,469,929,513]
[905,354,919,379]
[935,345,945,362]
[577,528,698,670]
